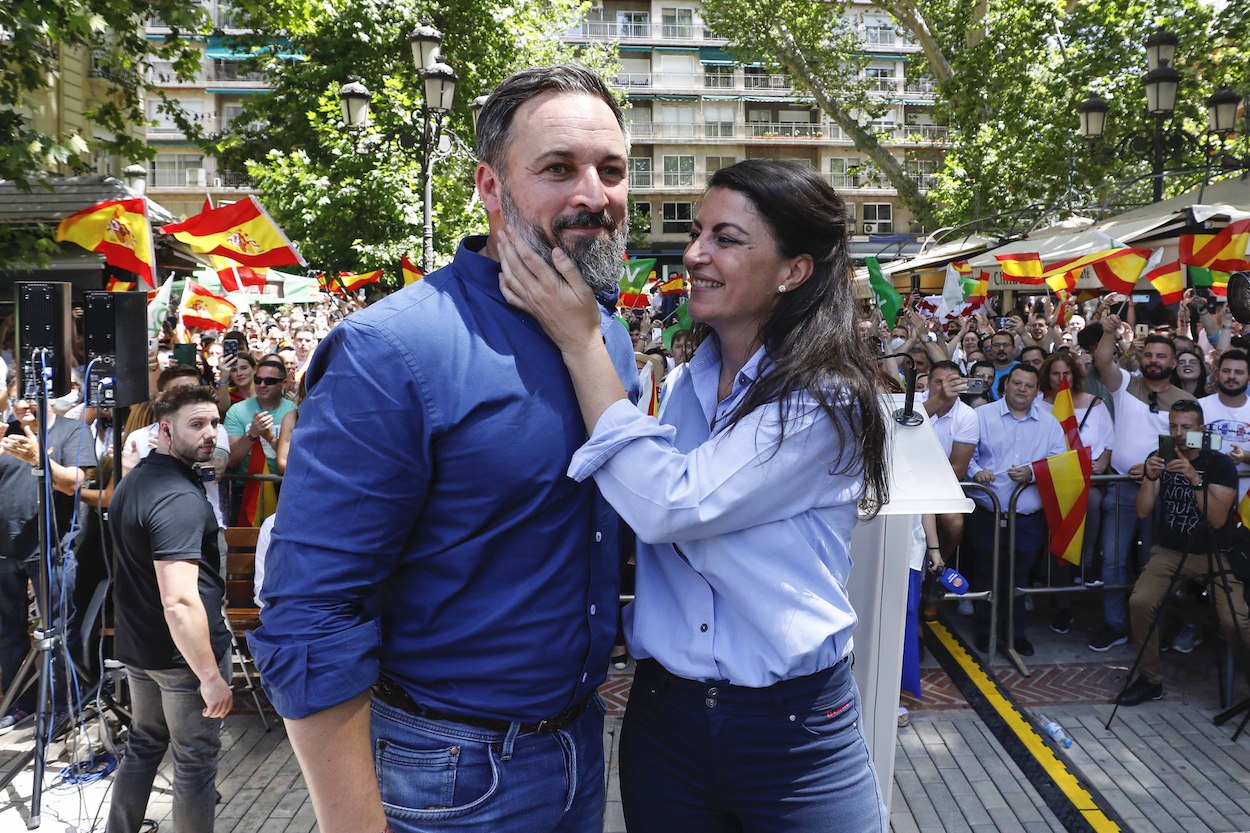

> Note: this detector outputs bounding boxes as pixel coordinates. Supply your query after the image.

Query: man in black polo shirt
[1120,399,1247,705]
[107,385,232,833]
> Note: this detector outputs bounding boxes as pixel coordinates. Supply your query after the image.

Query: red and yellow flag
[339,269,383,292]
[1089,249,1152,294]
[1238,487,1250,529]
[1052,378,1085,452]
[401,255,423,286]
[160,196,305,267]
[209,254,268,292]
[619,292,649,309]
[105,277,136,292]
[995,252,1044,284]
[658,275,686,295]
[1182,219,1250,273]
[178,279,237,331]
[57,199,157,287]
[1032,447,1092,565]
[1146,260,1185,304]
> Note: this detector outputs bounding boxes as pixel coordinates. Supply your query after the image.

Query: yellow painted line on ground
[927,621,1121,833]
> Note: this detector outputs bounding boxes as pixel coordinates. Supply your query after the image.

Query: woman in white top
[498,159,891,832]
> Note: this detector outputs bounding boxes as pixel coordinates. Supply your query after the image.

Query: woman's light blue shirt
[568,337,864,687]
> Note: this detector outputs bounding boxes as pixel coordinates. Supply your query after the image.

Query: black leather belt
[371,676,590,734]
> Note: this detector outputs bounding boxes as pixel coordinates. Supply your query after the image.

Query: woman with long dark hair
[498,159,890,832]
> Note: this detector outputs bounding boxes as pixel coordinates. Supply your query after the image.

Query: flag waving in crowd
[56,198,158,287]
[161,196,305,267]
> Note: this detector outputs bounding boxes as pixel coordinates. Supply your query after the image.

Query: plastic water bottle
[1037,713,1073,748]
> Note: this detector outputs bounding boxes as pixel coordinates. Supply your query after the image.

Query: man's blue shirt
[250,236,639,721]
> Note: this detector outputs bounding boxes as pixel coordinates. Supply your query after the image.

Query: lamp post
[338,24,460,274]
[1077,27,1247,203]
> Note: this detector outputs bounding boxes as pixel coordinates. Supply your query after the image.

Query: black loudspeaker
[83,291,150,407]
[15,282,73,399]
[1229,272,1250,326]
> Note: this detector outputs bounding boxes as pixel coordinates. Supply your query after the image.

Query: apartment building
[142,0,941,264]
[564,0,942,273]
[144,2,263,218]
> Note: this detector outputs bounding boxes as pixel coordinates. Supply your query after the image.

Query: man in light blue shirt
[966,363,1066,656]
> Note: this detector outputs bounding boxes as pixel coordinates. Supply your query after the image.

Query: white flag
[147,276,173,339]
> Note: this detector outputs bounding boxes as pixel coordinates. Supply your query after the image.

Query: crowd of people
[1,60,1248,833]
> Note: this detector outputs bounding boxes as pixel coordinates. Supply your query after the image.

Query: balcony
[210,60,266,85]
[901,124,949,142]
[746,121,823,139]
[613,70,794,95]
[565,19,727,44]
[628,119,840,142]
[89,49,133,87]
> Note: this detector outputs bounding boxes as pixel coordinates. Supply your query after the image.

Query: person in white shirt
[923,361,978,568]
[1198,349,1250,498]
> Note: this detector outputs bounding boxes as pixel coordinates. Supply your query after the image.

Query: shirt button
[594,531,602,542]
[700,623,708,632]
[589,604,597,615]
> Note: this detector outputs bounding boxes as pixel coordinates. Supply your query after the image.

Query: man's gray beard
[500,187,627,295]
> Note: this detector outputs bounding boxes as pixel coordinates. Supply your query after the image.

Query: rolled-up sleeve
[569,395,852,545]
[248,320,432,719]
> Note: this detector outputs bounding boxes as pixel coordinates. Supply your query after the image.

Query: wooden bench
[224,526,262,636]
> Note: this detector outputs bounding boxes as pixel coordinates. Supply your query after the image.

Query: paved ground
[3,596,1250,832]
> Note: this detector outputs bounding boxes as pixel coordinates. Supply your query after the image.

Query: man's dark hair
[990,330,1014,344]
[256,359,287,379]
[1020,345,1046,362]
[1216,349,1249,370]
[156,365,202,392]
[1171,398,1204,421]
[475,64,627,171]
[294,326,316,339]
[1006,363,1040,385]
[152,385,218,423]
[1143,333,1176,355]
[930,360,960,376]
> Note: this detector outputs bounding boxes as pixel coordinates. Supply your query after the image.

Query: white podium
[848,393,974,814]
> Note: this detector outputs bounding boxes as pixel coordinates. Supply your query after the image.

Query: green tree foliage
[207,0,618,280]
[1,0,209,263]
[700,0,1249,232]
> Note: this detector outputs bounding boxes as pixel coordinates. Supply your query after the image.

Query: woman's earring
[778,285,787,293]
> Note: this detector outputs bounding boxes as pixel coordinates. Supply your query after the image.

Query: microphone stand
[880,352,924,427]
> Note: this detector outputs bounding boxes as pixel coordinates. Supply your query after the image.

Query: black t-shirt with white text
[110,452,230,670]
[1151,449,1239,554]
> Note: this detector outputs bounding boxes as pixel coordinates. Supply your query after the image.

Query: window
[844,201,857,225]
[865,67,895,93]
[705,156,736,179]
[147,99,203,132]
[662,202,693,234]
[618,58,651,87]
[633,201,652,235]
[863,203,893,233]
[150,153,205,187]
[743,67,769,89]
[829,157,858,189]
[703,65,733,89]
[658,104,696,139]
[618,11,649,38]
[661,7,695,39]
[864,17,895,45]
[629,157,653,188]
[704,103,735,138]
[663,155,696,187]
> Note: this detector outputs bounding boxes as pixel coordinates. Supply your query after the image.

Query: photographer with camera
[1119,399,1250,705]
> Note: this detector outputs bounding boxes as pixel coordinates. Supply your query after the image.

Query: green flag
[661,301,692,349]
[866,256,902,325]
[620,257,656,294]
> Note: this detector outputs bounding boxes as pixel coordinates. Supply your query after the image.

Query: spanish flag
[105,277,136,292]
[658,275,686,295]
[1052,378,1085,452]
[1089,249,1152,294]
[57,198,157,287]
[1146,260,1185,304]
[1032,447,1092,565]
[401,255,423,286]
[1182,219,1250,273]
[339,269,382,292]
[160,196,305,268]
[178,279,237,331]
[995,252,1044,284]
[209,254,267,292]
[637,359,660,417]
[1045,267,1079,295]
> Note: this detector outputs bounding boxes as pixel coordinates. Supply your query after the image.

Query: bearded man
[1089,316,1194,652]
[250,64,640,833]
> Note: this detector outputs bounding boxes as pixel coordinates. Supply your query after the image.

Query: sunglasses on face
[254,377,284,386]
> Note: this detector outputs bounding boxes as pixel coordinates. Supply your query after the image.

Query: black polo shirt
[110,452,230,670]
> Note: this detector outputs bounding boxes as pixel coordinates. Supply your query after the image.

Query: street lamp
[339,23,464,273]
[1078,27,1248,203]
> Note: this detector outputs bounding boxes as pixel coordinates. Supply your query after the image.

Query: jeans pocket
[373,732,500,821]
[796,695,860,742]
